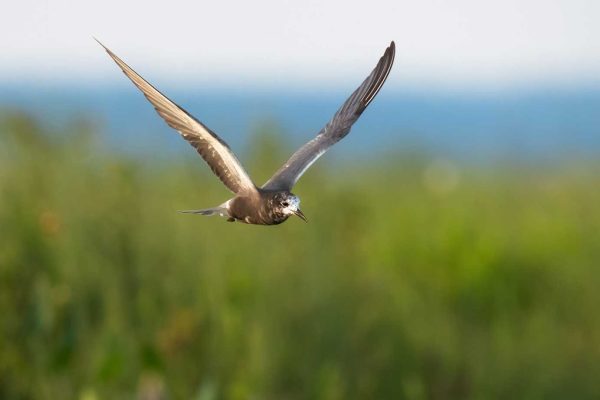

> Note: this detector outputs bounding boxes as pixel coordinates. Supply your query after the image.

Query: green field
[1,111,600,399]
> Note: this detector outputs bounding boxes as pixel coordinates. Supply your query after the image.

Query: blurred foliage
[1,110,600,399]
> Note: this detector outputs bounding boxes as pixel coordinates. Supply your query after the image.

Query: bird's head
[274,192,307,222]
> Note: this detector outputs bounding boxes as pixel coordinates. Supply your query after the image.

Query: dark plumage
[97,39,395,225]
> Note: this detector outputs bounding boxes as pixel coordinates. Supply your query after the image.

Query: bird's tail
[178,207,228,217]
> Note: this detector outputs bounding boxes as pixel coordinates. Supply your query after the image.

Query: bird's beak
[293,208,308,222]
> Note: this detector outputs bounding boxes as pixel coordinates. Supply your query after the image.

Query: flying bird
[97,40,395,225]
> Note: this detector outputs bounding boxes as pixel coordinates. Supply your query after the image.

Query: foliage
[1,111,600,399]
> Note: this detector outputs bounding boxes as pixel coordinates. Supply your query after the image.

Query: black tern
[97,40,395,225]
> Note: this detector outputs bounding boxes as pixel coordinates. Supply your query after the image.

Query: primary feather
[96,39,257,195]
[262,41,395,191]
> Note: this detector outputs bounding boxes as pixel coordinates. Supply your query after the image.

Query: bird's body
[98,39,395,225]
[230,190,302,225]
[184,190,302,225]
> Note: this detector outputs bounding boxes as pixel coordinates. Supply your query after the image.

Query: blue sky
[2,0,599,90]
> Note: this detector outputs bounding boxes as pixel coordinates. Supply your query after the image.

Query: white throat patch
[282,196,300,215]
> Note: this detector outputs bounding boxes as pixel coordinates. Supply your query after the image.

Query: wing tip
[94,37,119,60]
[360,40,396,110]
[93,37,108,51]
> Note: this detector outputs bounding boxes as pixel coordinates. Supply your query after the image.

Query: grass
[1,111,600,399]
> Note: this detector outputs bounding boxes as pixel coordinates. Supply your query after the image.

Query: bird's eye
[282,202,289,207]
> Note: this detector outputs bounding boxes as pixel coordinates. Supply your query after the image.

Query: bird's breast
[228,198,253,222]
[229,195,287,225]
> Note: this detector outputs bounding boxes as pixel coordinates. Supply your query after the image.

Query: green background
[1,112,599,399]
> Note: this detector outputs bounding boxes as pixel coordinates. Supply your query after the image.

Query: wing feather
[262,41,395,191]
[97,40,257,195]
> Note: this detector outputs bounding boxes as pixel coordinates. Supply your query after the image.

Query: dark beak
[293,208,308,222]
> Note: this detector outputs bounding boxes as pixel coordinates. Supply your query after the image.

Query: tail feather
[179,207,228,217]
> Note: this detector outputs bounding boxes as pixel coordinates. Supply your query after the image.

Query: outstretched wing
[97,40,257,195]
[262,41,395,191]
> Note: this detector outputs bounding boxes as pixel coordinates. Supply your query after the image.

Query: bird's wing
[261,41,395,192]
[97,40,257,195]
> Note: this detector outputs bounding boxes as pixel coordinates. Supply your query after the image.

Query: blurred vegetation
[1,110,600,400]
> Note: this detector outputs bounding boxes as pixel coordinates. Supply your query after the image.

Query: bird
[97,39,395,225]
